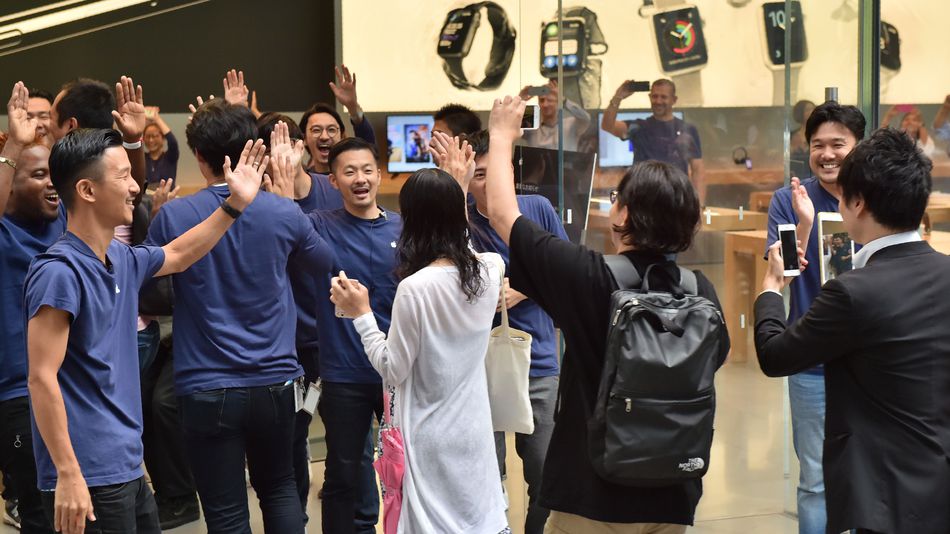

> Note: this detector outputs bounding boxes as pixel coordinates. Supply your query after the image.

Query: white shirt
[851,230,922,269]
[353,254,507,534]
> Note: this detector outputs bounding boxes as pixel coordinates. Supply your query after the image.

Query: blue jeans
[180,382,302,534]
[41,476,158,533]
[318,381,382,534]
[788,372,826,534]
[136,321,160,374]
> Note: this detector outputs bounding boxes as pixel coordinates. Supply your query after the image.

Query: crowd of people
[0,61,947,534]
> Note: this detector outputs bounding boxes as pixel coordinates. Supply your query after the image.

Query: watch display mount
[437,2,517,91]
[879,20,900,72]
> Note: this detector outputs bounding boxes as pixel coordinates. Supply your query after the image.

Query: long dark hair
[397,168,485,301]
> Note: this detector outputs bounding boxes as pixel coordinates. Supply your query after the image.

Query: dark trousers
[292,345,320,523]
[180,382,302,534]
[0,396,53,533]
[140,335,196,502]
[318,381,383,534]
[41,476,159,534]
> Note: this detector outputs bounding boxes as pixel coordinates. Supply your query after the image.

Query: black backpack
[588,256,723,487]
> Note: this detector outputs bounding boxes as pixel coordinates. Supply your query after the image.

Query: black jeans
[318,381,383,534]
[0,396,53,533]
[180,382,302,534]
[41,476,158,534]
[141,337,196,503]
[292,345,319,523]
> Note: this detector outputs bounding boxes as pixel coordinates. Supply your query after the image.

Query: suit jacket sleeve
[754,278,857,377]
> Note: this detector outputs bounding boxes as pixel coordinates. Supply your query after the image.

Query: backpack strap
[604,255,642,290]
[677,267,698,296]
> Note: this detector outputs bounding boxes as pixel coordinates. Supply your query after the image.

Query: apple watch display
[437,7,479,58]
[762,1,807,67]
[652,6,707,73]
[539,18,588,77]
[880,20,900,71]
[436,2,516,91]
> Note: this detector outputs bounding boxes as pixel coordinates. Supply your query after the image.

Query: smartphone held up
[778,224,801,277]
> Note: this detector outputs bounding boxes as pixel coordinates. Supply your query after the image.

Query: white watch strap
[772,66,801,106]
[671,70,703,106]
[653,0,683,9]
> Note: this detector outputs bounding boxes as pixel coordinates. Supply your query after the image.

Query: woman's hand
[330,271,372,318]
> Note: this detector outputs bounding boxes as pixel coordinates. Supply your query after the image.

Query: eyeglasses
[609,190,619,204]
[309,126,340,138]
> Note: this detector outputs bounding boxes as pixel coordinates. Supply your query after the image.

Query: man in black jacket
[754,127,950,534]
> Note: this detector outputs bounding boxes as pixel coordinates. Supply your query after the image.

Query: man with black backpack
[483,95,729,533]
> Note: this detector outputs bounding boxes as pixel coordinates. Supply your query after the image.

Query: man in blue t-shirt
[24,127,267,534]
[305,137,401,534]
[145,100,333,533]
[0,82,60,534]
[464,130,566,534]
[602,79,706,205]
[764,101,866,534]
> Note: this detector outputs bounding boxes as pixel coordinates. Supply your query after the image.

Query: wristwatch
[539,6,608,108]
[649,0,707,105]
[437,2,516,91]
[0,156,16,170]
[760,1,807,105]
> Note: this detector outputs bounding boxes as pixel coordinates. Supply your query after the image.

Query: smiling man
[763,100,866,534]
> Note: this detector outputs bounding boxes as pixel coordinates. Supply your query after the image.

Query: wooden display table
[588,202,767,233]
[723,229,950,363]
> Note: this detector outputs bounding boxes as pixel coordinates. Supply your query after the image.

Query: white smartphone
[777,223,801,277]
[521,104,540,131]
[332,271,359,319]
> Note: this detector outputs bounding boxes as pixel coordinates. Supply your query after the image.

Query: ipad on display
[597,111,683,168]
[386,115,436,173]
[817,212,856,285]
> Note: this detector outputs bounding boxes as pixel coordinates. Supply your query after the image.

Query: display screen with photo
[597,111,683,168]
[387,115,435,173]
[817,213,855,284]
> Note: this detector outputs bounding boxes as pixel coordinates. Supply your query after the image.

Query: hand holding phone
[332,271,361,318]
[526,85,551,97]
[623,80,651,93]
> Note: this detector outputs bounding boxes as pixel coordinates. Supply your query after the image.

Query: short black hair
[466,129,490,157]
[186,99,258,177]
[613,160,699,253]
[49,128,122,210]
[793,99,815,125]
[433,104,482,136]
[256,112,304,151]
[56,79,115,129]
[300,103,345,136]
[804,101,866,143]
[837,127,932,232]
[328,137,377,173]
[28,89,54,105]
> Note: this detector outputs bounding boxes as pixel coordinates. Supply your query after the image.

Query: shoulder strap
[604,255,642,290]
[677,267,698,295]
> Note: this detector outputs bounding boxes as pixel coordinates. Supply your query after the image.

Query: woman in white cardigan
[331,167,509,534]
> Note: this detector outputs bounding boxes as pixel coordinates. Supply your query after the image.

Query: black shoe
[158,495,199,530]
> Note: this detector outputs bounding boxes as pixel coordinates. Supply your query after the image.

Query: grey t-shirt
[625,116,702,174]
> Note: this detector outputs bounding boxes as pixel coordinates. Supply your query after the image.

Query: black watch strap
[442,1,516,91]
[220,199,242,219]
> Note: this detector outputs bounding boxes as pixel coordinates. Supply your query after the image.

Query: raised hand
[223,139,268,210]
[112,75,146,142]
[488,96,527,143]
[430,130,475,190]
[187,95,215,122]
[250,90,261,118]
[789,176,814,229]
[223,69,249,107]
[263,150,296,200]
[269,121,306,171]
[6,81,38,148]
[329,65,359,112]
[150,178,180,219]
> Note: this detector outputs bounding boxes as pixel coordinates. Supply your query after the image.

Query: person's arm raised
[154,139,268,277]
[112,76,147,203]
[0,82,37,215]
[485,96,526,244]
[223,69,249,108]
[602,82,634,139]
[266,121,309,200]
[28,306,95,534]
[431,131,475,198]
[330,65,365,124]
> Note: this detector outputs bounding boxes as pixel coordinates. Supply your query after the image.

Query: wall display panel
[597,110,683,168]
[386,114,436,173]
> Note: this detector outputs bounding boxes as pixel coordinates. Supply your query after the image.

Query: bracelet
[219,199,242,219]
[122,139,143,150]
[0,156,16,170]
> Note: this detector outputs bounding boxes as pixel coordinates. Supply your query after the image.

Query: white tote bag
[484,255,535,434]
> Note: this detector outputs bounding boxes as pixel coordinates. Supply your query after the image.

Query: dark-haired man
[27,89,54,147]
[25,126,268,534]
[306,137,401,534]
[145,100,334,533]
[433,103,482,137]
[763,100,866,534]
[755,127,949,534]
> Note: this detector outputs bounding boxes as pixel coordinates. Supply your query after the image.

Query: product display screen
[818,214,856,284]
[762,1,807,66]
[597,111,684,168]
[540,18,586,77]
[387,115,435,173]
[437,8,479,58]
[653,6,707,73]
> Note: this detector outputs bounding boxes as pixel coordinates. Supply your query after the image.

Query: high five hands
[223,139,269,211]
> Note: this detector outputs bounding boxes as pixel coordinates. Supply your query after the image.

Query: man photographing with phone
[519,79,591,152]
[602,79,706,205]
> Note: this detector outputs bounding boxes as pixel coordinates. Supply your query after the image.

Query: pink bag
[375,388,405,534]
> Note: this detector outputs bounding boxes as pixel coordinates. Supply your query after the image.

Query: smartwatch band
[441,2,516,91]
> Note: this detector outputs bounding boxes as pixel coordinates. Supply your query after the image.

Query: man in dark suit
[754,127,950,534]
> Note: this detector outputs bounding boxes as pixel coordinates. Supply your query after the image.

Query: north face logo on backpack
[678,458,705,472]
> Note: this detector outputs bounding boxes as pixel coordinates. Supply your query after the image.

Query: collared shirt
[852,230,922,269]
